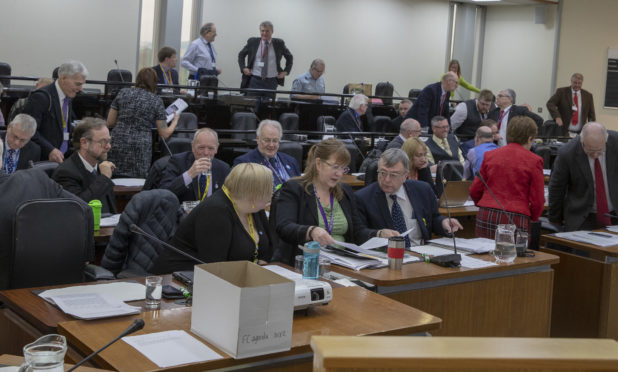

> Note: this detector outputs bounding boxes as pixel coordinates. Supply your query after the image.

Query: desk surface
[57,286,441,371]
[438,205,479,217]
[540,231,618,259]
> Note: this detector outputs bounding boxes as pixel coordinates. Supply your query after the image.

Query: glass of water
[145,276,163,309]
[494,224,516,263]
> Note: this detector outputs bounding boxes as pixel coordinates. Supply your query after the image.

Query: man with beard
[450,89,495,138]
[52,117,117,213]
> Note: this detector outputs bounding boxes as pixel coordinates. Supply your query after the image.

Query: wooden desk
[94,226,113,244]
[540,233,618,339]
[57,286,440,371]
[439,205,478,238]
[331,251,559,337]
[113,185,142,212]
[0,354,113,371]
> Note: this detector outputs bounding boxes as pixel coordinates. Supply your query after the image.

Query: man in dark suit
[386,118,421,150]
[2,114,40,174]
[152,46,179,93]
[549,122,618,231]
[488,88,543,146]
[238,21,293,98]
[160,128,230,203]
[405,71,458,129]
[425,116,465,166]
[233,120,300,190]
[386,99,412,133]
[355,148,462,246]
[335,94,367,133]
[23,60,88,164]
[52,118,117,214]
[546,73,595,136]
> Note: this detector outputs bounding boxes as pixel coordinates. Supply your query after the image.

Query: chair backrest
[52,67,59,79]
[30,161,59,178]
[372,115,392,133]
[230,112,258,140]
[11,198,94,289]
[278,141,303,167]
[0,62,11,87]
[279,112,299,140]
[174,112,198,139]
[105,69,132,98]
[167,137,193,154]
[198,73,218,97]
[375,82,394,106]
[539,119,562,138]
[143,155,171,190]
[435,160,464,197]
[364,159,379,186]
[408,89,421,99]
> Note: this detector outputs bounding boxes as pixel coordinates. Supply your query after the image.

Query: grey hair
[310,59,325,70]
[10,114,37,134]
[503,88,516,104]
[58,60,88,78]
[349,94,368,110]
[571,72,584,81]
[475,126,493,141]
[256,119,282,139]
[193,127,219,143]
[400,118,419,135]
[399,99,412,107]
[200,22,214,35]
[581,122,608,143]
[380,148,410,171]
[260,21,273,30]
[431,115,448,127]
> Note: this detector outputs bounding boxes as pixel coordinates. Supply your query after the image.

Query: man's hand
[555,117,564,126]
[216,68,222,75]
[49,149,64,164]
[277,71,288,79]
[242,68,252,76]
[187,157,212,179]
[442,218,464,233]
[98,161,116,178]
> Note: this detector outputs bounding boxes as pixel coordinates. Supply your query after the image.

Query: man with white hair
[2,113,40,174]
[386,118,421,150]
[405,71,459,129]
[233,120,300,189]
[335,94,368,132]
[23,60,88,164]
[487,88,543,146]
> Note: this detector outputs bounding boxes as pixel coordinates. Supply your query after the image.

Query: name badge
[572,105,578,111]
[63,132,70,141]
[257,61,264,67]
[211,63,216,68]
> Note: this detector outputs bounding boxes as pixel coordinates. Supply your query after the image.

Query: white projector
[293,279,332,310]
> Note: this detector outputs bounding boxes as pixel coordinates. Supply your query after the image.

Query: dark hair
[297,138,350,200]
[72,117,107,149]
[506,116,537,145]
[135,68,158,93]
[157,46,177,63]
[478,89,494,102]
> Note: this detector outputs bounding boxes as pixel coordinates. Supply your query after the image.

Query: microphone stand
[430,163,461,267]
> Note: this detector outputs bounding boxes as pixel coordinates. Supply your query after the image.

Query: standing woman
[107,67,179,178]
[445,59,480,98]
[401,137,437,196]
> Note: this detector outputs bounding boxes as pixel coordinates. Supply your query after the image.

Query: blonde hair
[297,138,350,200]
[401,137,428,173]
[225,163,273,202]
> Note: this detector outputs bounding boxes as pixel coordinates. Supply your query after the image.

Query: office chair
[198,73,218,98]
[278,112,299,140]
[101,189,182,278]
[230,112,258,140]
[375,82,394,106]
[105,69,132,98]
[143,155,171,190]
[278,141,303,167]
[52,67,59,79]
[364,160,379,186]
[10,198,94,289]
[29,161,59,178]
[316,115,336,139]
[371,115,392,133]
[408,89,421,99]
[0,62,11,87]
[166,137,192,154]
[173,112,198,139]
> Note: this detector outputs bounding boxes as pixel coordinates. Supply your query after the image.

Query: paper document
[112,178,145,187]
[0,367,19,372]
[463,200,475,206]
[39,282,146,303]
[263,265,303,280]
[543,169,551,176]
[428,237,495,254]
[322,244,419,271]
[123,330,222,367]
[606,225,618,233]
[554,231,618,247]
[47,293,140,319]
[100,213,121,227]
[165,98,189,123]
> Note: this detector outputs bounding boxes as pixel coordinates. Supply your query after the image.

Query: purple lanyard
[314,189,334,234]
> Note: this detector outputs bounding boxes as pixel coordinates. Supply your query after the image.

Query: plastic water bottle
[302,241,320,279]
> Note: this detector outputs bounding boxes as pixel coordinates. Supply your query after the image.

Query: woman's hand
[310,226,335,246]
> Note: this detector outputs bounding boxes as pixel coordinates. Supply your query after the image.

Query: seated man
[386,118,421,150]
[233,119,300,190]
[52,118,117,214]
[160,128,230,203]
[291,58,325,100]
[152,46,179,92]
[386,99,412,133]
[356,148,462,247]
[463,126,498,180]
[425,115,465,166]
[2,114,40,174]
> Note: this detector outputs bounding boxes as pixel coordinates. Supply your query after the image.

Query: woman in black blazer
[272,138,373,265]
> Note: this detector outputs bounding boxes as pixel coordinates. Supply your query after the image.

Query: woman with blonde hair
[401,137,437,196]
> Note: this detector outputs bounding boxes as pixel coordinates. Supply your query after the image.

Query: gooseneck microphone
[129,224,205,264]
[66,319,145,371]
[114,59,124,83]
[430,163,461,267]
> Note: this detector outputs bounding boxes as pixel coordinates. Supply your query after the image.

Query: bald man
[386,118,421,150]
[405,71,458,129]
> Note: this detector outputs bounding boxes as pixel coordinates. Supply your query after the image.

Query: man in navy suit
[405,71,458,129]
[23,60,88,164]
[2,114,40,174]
[356,148,462,246]
[152,46,179,93]
[160,128,230,203]
[233,120,300,190]
[488,88,543,146]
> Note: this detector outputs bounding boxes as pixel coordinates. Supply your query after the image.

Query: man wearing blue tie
[2,114,40,174]
[182,22,221,79]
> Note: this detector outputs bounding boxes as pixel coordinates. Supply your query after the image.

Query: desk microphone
[129,224,205,264]
[430,162,461,267]
[114,59,124,83]
[66,319,144,372]
[160,137,173,156]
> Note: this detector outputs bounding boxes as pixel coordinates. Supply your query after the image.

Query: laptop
[438,180,472,208]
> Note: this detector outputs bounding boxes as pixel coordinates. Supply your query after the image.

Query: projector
[293,279,332,310]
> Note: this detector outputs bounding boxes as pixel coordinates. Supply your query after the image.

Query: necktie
[594,158,611,226]
[439,94,446,115]
[60,97,70,154]
[261,41,270,78]
[6,149,15,174]
[92,168,97,176]
[390,194,410,248]
[442,139,452,156]
[206,42,215,64]
[572,92,579,125]
[497,110,505,130]
[199,173,207,197]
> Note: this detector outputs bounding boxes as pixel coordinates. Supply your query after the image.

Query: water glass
[494,224,516,263]
[145,276,163,309]
[516,231,529,257]
[19,334,67,372]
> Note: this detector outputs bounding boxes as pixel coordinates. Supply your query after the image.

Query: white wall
[481,4,557,120]
[201,0,451,95]
[0,0,139,85]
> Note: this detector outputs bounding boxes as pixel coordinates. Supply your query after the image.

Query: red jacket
[470,143,545,220]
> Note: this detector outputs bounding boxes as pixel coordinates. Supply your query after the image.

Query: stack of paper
[46,293,140,319]
[554,231,618,247]
[428,237,495,254]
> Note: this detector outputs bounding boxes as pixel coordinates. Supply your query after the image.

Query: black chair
[375,82,394,106]
[316,116,336,139]
[10,198,94,289]
[364,160,379,186]
[30,161,59,178]
[371,115,392,133]
[279,112,299,140]
[198,73,218,98]
[167,137,192,154]
[52,67,59,79]
[0,62,11,87]
[408,89,421,99]
[173,112,198,139]
[230,112,258,140]
[278,141,303,168]
[105,69,132,98]
[539,119,562,138]
[143,155,171,190]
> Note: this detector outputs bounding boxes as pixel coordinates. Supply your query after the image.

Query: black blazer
[1,134,41,171]
[405,81,450,128]
[150,190,274,274]
[488,105,543,129]
[272,179,372,265]
[335,108,363,132]
[238,37,293,88]
[159,151,230,203]
[51,152,117,214]
[23,83,74,159]
[152,64,179,92]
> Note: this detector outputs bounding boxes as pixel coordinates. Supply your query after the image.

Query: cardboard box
[190,261,295,359]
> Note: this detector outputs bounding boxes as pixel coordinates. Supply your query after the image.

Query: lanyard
[263,156,285,185]
[197,173,211,202]
[314,189,334,234]
[159,64,173,85]
[260,40,269,59]
[222,186,258,263]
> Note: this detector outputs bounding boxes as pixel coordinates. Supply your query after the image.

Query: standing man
[405,72,458,129]
[238,21,293,99]
[385,118,421,150]
[425,116,465,166]
[160,128,230,203]
[549,122,618,231]
[291,58,325,99]
[2,114,40,174]
[23,60,88,163]
[547,73,595,136]
[52,118,117,214]
[488,88,543,146]
[153,46,179,91]
[182,22,221,80]
[386,99,412,133]
[450,89,495,138]
[463,126,498,180]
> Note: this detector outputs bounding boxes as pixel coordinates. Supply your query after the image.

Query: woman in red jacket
[469,116,545,239]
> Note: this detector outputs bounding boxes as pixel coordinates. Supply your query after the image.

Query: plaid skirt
[475,207,530,240]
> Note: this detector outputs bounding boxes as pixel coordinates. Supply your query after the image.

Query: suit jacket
[335,108,363,132]
[405,81,450,128]
[488,105,544,129]
[546,87,595,136]
[385,135,405,150]
[22,83,74,159]
[52,152,117,214]
[355,180,446,242]
[548,131,618,231]
[0,169,86,289]
[238,37,293,89]
[152,64,179,92]
[1,134,41,172]
[233,148,301,180]
[159,151,230,203]
[386,116,404,133]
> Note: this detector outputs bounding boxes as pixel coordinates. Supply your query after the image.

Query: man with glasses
[233,120,300,190]
[405,71,459,129]
[488,88,543,146]
[356,149,462,247]
[182,23,221,79]
[451,89,495,138]
[425,116,465,166]
[291,59,325,100]
[386,118,421,150]
[2,114,40,175]
[547,73,595,136]
[52,118,117,214]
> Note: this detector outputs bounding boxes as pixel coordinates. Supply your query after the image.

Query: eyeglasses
[497,94,510,99]
[260,138,280,145]
[433,125,449,130]
[322,160,350,174]
[89,138,111,146]
[377,170,406,179]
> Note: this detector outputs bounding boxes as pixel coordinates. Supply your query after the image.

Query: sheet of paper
[0,367,19,372]
[460,255,498,269]
[165,98,189,123]
[463,200,475,206]
[100,213,121,227]
[428,237,495,254]
[39,282,146,303]
[112,178,145,187]
[123,330,223,368]
[47,293,140,319]
[554,231,618,247]
[263,265,302,280]
[606,225,618,233]
[543,169,551,176]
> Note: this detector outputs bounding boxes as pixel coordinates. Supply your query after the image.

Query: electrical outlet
[537,107,543,113]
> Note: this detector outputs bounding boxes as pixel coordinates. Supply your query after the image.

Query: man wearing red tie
[547,73,596,137]
[549,122,618,231]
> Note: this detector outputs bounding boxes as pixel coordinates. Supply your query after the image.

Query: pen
[588,232,613,238]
